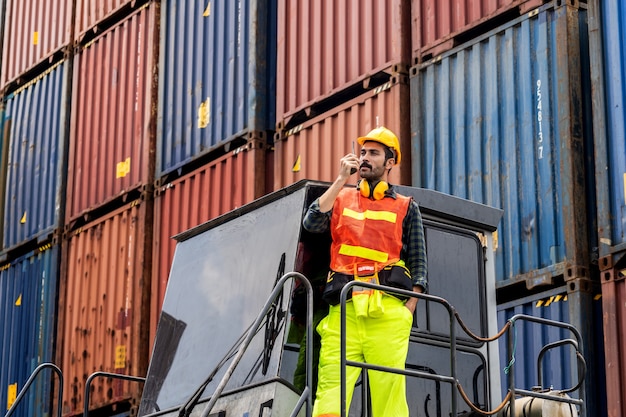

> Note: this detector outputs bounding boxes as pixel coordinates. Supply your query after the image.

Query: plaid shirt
[303,186,428,292]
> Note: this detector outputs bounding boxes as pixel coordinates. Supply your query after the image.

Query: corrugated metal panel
[75,0,135,40]
[277,0,411,124]
[590,0,626,268]
[67,4,158,222]
[274,78,411,190]
[497,288,573,395]
[497,285,605,416]
[0,245,59,416]
[58,200,152,416]
[150,139,268,348]
[411,4,592,285]
[600,268,626,417]
[411,0,545,61]
[0,0,72,89]
[2,62,68,250]
[157,0,277,178]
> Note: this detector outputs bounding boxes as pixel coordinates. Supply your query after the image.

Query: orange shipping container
[277,0,411,126]
[75,0,138,41]
[150,139,268,347]
[58,198,153,416]
[66,4,158,222]
[273,76,411,190]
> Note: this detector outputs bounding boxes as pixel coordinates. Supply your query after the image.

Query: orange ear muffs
[358,180,388,200]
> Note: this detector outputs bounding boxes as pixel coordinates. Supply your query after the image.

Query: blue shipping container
[497,286,606,417]
[411,4,592,285]
[0,245,59,416]
[157,0,277,177]
[591,0,626,265]
[2,61,68,250]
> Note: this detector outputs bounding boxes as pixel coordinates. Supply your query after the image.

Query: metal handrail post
[4,362,63,417]
[83,372,146,417]
[338,281,458,417]
[199,272,313,417]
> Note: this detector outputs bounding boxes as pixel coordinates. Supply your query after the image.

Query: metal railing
[4,363,63,417]
[83,372,146,417]
[198,271,314,417]
[337,281,586,417]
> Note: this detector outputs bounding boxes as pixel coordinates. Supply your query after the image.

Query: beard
[359,162,386,181]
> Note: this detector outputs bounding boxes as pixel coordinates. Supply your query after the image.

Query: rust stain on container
[1,0,73,88]
[274,79,411,190]
[58,200,153,416]
[66,4,158,221]
[277,0,411,123]
[150,139,268,348]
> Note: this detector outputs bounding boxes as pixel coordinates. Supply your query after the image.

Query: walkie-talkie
[350,142,357,175]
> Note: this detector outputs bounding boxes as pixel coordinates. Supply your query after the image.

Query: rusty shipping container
[157,0,277,178]
[2,61,69,251]
[274,77,411,190]
[75,0,141,41]
[277,0,411,128]
[411,0,549,62]
[588,0,626,271]
[411,3,593,288]
[1,0,72,90]
[0,245,59,416]
[600,267,626,417]
[66,4,158,223]
[58,199,153,416]
[150,139,268,347]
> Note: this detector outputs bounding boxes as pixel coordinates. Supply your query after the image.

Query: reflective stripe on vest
[330,188,411,274]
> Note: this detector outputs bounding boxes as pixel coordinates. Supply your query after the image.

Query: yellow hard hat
[357,126,401,165]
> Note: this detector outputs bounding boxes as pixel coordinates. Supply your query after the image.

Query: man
[302,126,427,417]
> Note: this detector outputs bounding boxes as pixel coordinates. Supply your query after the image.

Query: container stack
[409,0,605,414]
[588,0,626,415]
[150,0,277,351]
[273,0,414,188]
[57,2,159,416]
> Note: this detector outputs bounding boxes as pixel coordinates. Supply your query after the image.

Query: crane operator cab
[134,180,577,417]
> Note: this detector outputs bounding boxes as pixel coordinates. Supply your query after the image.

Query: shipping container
[497,283,606,417]
[57,199,153,416]
[2,61,69,251]
[66,4,158,224]
[411,0,547,62]
[274,76,411,190]
[0,0,72,90]
[75,0,141,41]
[157,0,277,178]
[588,0,626,270]
[0,244,59,416]
[276,0,411,128]
[411,3,593,287]
[150,139,268,347]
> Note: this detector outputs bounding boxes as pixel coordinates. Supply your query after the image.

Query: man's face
[359,141,394,181]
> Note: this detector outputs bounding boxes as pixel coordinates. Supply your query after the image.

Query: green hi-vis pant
[312,293,413,417]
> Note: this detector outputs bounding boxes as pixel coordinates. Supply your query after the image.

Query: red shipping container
[277,0,411,126]
[600,267,626,417]
[150,139,268,348]
[274,76,411,190]
[412,0,545,61]
[1,0,72,89]
[66,4,158,222]
[57,199,153,416]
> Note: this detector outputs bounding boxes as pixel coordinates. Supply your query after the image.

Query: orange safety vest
[329,188,411,275]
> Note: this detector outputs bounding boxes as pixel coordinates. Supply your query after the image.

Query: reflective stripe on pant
[312,294,413,417]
